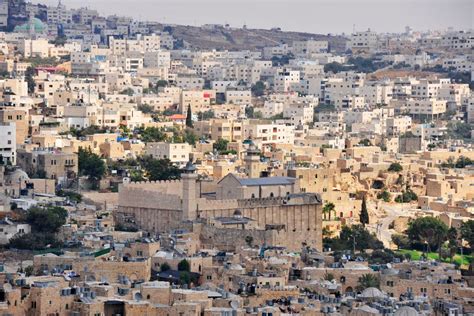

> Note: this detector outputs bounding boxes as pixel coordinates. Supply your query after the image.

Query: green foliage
[140,127,168,143]
[137,104,156,114]
[27,206,67,233]
[25,67,36,94]
[314,103,336,113]
[51,35,67,46]
[360,196,369,226]
[357,274,380,291]
[56,190,82,203]
[441,156,473,169]
[213,138,229,153]
[368,249,402,264]
[120,88,135,96]
[271,53,294,66]
[114,223,138,232]
[461,220,474,248]
[177,259,190,272]
[446,122,473,140]
[78,147,106,181]
[251,81,265,97]
[388,162,403,172]
[324,62,346,74]
[186,104,193,128]
[358,139,372,146]
[324,224,383,252]
[184,130,198,146]
[394,189,417,203]
[198,110,215,120]
[156,80,169,88]
[322,202,335,221]
[9,232,61,250]
[323,272,334,281]
[406,217,449,252]
[160,262,171,272]
[141,157,181,181]
[245,235,253,247]
[376,190,391,202]
[69,125,108,138]
[391,234,410,249]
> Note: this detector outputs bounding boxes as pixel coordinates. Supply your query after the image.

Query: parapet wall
[118,186,182,210]
[119,179,183,196]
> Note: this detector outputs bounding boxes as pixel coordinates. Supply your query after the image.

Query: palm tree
[323,202,335,221]
[356,274,380,291]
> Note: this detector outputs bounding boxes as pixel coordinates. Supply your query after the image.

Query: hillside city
[0,0,473,315]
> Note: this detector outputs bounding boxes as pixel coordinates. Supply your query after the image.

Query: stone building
[116,162,323,251]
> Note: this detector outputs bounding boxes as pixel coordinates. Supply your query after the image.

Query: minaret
[181,159,198,221]
[244,140,261,178]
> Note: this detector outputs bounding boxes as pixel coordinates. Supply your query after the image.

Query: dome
[395,306,420,316]
[233,209,242,218]
[5,169,29,184]
[360,287,385,299]
[14,18,46,33]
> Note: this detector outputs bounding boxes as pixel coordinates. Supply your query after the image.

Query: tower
[244,140,261,178]
[181,160,198,221]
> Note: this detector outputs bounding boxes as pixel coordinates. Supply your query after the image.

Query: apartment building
[17,148,78,184]
[243,121,295,145]
[145,142,191,163]
[0,108,28,144]
[225,90,251,105]
[0,122,16,164]
[350,29,377,52]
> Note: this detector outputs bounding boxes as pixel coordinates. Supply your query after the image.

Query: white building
[145,142,191,163]
[0,122,16,165]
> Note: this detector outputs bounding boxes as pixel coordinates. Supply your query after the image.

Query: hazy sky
[36,0,473,34]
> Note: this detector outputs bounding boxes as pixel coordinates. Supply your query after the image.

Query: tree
[156,80,168,88]
[360,196,369,226]
[251,81,265,97]
[406,217,448,254]
[388,162,403,172]
[199,110,215,120]
[461,220,474,248]
[25,67,36,94]
[120,88,134,96]
[325,225,383,252]
[26,206,68,233]
[177,259,190,272]
[143,158,181,181]
[324,62,345,74]
[78,147,106,182]
[137,104,155,114]
[357,274,380,291]
[323,202,335,221]
[213,138,229,153]
[141,127,168,143]
[160,262,171,272]
[323,272,334,281]
[186,104,193,128]
[376,190,391,202]
[184,130,198,146]
[245,235,253,247]
[392,234,410,250]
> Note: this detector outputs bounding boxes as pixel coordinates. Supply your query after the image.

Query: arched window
[270,192,274,197]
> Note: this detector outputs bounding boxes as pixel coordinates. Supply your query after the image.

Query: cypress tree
[360,196,369,226]
[186,104,193,128]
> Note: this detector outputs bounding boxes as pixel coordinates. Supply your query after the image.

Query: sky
[35,0,473,34]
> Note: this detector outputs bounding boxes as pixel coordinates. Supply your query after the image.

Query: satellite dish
[230,300,239,310]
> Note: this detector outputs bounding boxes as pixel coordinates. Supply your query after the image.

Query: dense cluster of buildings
[0,0,472,315]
